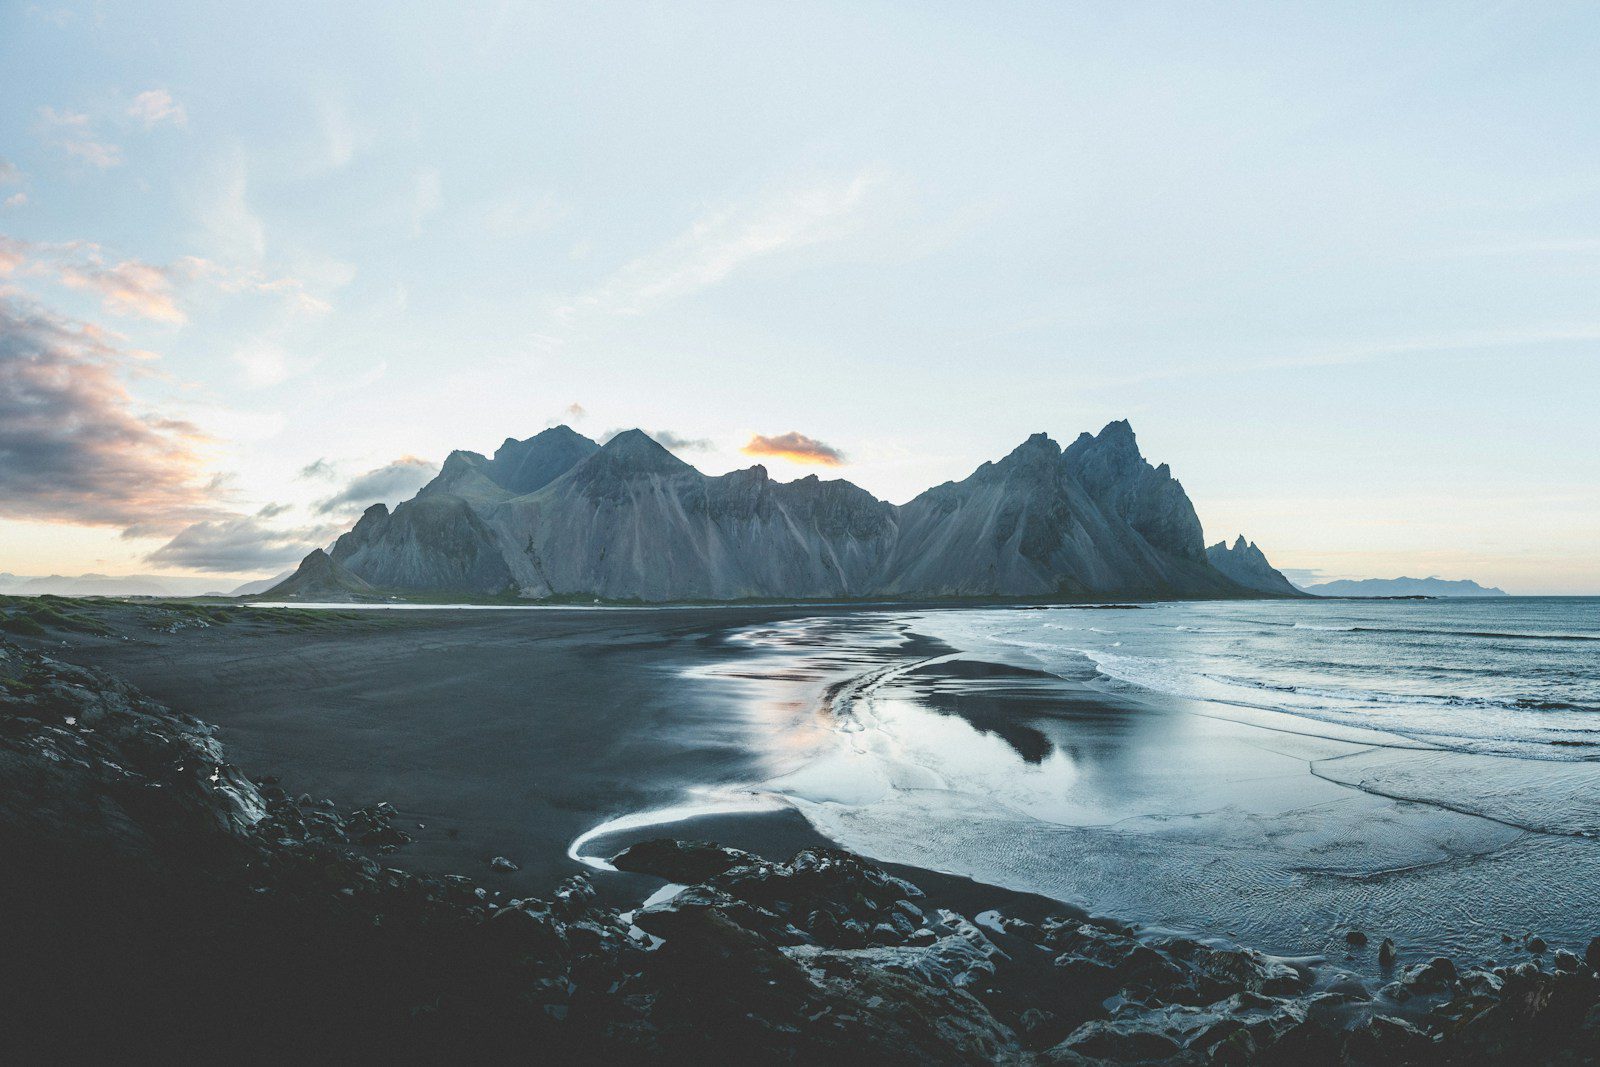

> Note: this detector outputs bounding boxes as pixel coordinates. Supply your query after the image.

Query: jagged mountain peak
[966,432,1061,484]
[486,426,601,495]
[1206,536,1299,596]
[1066,419,1143,462]
[1008,431,1061,459]
[724,464,770,483]
[270,418,1272,602]
[596,429,693,472]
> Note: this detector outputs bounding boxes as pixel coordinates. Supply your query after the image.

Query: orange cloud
[741,431,846,466]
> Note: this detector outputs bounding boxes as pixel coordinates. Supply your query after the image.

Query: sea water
[686,598,1600,967]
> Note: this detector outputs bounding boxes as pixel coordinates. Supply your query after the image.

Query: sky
[1,1,1597,594]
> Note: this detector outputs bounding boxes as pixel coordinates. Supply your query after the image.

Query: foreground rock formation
[4,639,1594,1062]
[269,422,1294,603]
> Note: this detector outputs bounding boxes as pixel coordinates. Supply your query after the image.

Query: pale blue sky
[2,1,1597,592]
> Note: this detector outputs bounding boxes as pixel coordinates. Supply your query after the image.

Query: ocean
[918,597,1600,762]
[674,597,1600,967]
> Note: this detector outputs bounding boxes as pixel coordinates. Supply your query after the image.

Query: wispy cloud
[180,255,331,315]
[314,456,439,516]
[742,431,846,466]
[600,428,714,453]
[561,168,885,319]
[0,236,330,323]
[127,89,187,129]
[37,106,121,168]
[652,430,714,453]
[0,293,218,532]
[204,152,266,262]
[58,257,185,322]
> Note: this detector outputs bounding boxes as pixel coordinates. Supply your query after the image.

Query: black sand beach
[39,603,852,899]
[30,599,1600,963]
[7,597,1600,1062]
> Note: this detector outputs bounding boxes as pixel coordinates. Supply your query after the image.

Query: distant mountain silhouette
[1300,576,1508,598]
[228,570,295,597]
[0,572,228,597]
[268,422,1291,603]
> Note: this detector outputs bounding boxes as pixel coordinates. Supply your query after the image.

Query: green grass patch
[1,616,48,637]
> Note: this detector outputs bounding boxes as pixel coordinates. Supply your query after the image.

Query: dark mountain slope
[269,421,1261,602]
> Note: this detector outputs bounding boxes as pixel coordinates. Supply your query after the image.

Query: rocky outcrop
[1206,535,1302,596]
[270,421,1263,603]
[260,547,380,601]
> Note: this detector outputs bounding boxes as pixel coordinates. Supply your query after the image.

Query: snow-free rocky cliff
[1206,535,1303,596]
[269,421,1292,602]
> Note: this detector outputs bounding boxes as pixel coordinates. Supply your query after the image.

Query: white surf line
[567,640,960,872]
[566,790,793,871]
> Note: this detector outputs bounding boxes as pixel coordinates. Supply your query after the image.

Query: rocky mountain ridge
[1206,535,1303,596]
[271,421,1296,603]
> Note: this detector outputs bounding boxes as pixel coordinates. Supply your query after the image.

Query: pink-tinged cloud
[0,236,25,275]
[741,431,847,466]
[0,239,328,321]
[58,259,185,323]
[0,294,219,532]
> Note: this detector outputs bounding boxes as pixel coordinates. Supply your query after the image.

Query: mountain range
[1299,576,1508,598]
[0,572,231,598]
[267,421,1297,603]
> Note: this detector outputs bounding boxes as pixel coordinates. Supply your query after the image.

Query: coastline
[19,596,1596,965]
[5,596,1599,1060]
